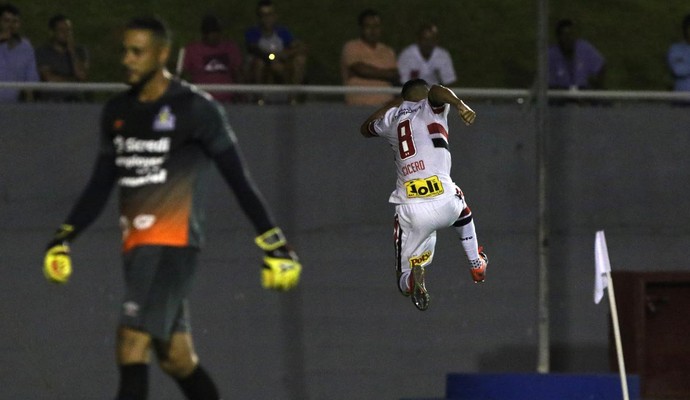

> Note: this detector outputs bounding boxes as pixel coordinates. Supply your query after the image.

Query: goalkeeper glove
[43,224,75,284]
[255,227,302,291]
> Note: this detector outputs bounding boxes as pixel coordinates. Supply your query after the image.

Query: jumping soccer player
[360,78,487,311]
[42,16,301,400]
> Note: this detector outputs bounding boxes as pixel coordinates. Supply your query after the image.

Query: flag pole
[606,269,630,400]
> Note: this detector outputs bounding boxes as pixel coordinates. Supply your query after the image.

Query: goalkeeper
[43,16,301,400]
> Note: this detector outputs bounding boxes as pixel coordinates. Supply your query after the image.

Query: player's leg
[451,191,488,282]
[394,203,437,311]
[116,246,219,399]
[155,332,220,400]
[116,246,163,400]
[116,326,153,400]
[150,247,220,400]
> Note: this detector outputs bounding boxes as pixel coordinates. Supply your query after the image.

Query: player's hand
[255,227,302,291]
[456,101,476,126]
[262,246,302,291]
[43,242,72,284]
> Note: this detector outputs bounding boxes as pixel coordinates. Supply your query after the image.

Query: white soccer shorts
[393,194,465,291]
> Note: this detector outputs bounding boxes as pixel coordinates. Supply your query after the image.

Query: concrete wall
[1,101,688,399]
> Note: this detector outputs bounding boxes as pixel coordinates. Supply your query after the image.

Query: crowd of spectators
[2,1,690,106]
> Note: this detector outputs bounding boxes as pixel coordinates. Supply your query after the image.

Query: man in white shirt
[398,23,457,87]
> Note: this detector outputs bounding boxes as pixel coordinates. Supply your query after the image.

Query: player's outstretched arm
[428,85,476,126]
[359,96,403,137]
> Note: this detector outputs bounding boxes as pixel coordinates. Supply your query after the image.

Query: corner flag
[594,230,611,304]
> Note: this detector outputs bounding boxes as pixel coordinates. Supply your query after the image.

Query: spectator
[341,8,398,106]
[244,0,307,103]
[35,14,89,102]
[179,14,243,103]
[398,23,457,87]
[548,18,605,90]
[667,14,690,92]
[0,2,39,102]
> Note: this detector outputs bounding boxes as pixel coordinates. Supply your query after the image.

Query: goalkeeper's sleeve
[43,153,117,284]
[212,146,275,234]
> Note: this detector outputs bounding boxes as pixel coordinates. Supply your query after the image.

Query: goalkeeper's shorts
[120,245,199,340]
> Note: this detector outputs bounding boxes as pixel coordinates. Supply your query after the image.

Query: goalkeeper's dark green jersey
[65,79,274,252]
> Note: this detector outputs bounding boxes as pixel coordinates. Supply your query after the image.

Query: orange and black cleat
[470,247,489,283]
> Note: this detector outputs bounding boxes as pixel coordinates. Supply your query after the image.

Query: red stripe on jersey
[427,122,449,139]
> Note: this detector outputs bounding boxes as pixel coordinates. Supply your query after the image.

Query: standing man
[341,8,398,106]
[43,16,301,400]
[0,2,39,102]
[179,14,243,103]
[398,23,457,87]
[548,18,605,90]
[360,79,487,311]
[244,0,307,104]
[35,14,90,101]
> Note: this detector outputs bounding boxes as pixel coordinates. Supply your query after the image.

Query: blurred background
[3,1,690,399]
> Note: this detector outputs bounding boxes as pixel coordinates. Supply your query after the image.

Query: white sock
[454,219,480,264]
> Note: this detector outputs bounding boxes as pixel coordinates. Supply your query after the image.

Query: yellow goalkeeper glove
[44,243,72,284]
[43,224,75,284]
[255,227,302,291]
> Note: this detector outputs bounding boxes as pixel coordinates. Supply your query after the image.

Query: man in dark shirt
[42,16,301,400]
[35,14,89,101]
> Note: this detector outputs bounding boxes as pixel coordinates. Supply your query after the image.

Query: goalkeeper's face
[121,29,170,86]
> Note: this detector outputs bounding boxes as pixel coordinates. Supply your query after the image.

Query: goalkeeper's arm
[44,153,117,284]
[213,146,301,290]
[212,145,276,234]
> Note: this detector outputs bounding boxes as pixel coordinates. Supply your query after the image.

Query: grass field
[11,0,690,90]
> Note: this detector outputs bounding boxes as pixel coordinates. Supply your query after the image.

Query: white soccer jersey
[369,99,458,204]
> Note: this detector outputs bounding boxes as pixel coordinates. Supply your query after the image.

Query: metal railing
[2,81,690,102]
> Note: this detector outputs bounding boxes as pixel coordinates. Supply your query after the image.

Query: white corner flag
[594,230,629,400]
[594,230,611,304]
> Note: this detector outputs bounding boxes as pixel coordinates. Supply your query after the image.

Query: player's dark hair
[358,9,380,26]
[0,3,20,16]
[683,14,690,40]
[125,16,171,44]
[401,79,429,98]
[48,14,68,30]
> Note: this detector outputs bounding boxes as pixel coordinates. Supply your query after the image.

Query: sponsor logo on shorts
[405,175,444,198]
[122,301,140,317]
[409,250,432,267]
[133,214,156,230]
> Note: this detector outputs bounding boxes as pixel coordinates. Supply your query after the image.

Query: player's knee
[117,326,152,364]
[158,350,197,378]
[155,340,198,378]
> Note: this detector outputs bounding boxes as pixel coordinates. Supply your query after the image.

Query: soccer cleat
[470,247,489,283]
[410,265,430,311]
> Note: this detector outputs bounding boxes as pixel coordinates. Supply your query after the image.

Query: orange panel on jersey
[122,198,191,252]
